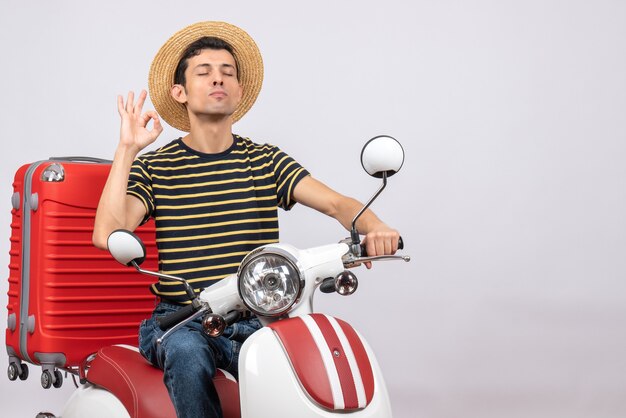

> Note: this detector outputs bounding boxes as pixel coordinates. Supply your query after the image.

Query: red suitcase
[5,157,158,388]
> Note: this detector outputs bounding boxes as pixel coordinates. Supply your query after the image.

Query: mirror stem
[350,171,388,252]
[131,261,198,302]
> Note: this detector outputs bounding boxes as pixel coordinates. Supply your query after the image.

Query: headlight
[238,248,303,317]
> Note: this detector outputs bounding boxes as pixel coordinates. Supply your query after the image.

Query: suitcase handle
[48,156,113,164]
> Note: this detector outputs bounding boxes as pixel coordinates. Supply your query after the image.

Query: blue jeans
[138,302,261,418]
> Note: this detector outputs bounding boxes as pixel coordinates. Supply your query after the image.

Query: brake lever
[343,254,411,268]
[157,306,209,346]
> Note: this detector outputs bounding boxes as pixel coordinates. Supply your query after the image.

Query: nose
[212,72,224,86]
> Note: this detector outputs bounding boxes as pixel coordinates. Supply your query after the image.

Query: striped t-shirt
[127,134,310,304]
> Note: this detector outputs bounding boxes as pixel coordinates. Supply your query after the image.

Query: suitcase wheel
[40,369,63,389]
[52,370,63,388]
[7,362,28,381]
[41,370,52,389]
[7,363,18,381]
[19,363,29,380]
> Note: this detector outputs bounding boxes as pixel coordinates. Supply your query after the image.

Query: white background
[1,1,625,417]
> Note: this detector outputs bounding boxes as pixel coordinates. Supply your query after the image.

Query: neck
[183,114,234,154]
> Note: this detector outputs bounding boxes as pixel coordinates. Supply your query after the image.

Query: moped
[39,135,410,418]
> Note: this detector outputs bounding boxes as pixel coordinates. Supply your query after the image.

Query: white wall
[1,1,625,417]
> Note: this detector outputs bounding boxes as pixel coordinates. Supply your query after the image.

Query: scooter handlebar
[360,236,404,257]
[319,277,337,293]
[223,310,241,326]
[156,304,197,331]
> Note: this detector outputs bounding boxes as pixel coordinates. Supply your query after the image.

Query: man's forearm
[333,196,385,235]
[292,176,399,256]
[92,145,140,249]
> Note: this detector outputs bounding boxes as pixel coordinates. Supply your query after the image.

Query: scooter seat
[87,344,240,418]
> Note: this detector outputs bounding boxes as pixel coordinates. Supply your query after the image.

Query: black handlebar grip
[156,304,197,331]
[360,236,404,257]
[320,277,337,293]
[223,310,242,326]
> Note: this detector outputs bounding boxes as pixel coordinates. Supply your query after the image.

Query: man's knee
[161,329,214,371]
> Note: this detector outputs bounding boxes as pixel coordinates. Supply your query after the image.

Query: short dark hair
[173,37,237,86]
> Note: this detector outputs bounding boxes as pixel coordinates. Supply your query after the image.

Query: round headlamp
[238,248,303,317]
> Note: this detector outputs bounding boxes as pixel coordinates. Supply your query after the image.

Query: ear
[235,82,243,104]
[171,84,187,104]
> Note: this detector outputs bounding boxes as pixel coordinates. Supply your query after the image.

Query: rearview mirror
[360,135,404,178]
[350,135,405,254]
[107,229,146,266]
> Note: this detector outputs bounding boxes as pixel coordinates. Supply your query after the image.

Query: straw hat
[148,21,264,131]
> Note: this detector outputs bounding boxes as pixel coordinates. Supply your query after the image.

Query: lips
[210,90,227,98]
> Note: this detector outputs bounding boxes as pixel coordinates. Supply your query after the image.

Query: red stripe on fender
[311,314,359,409]
[268,317,334,409]
[336,318,375,404]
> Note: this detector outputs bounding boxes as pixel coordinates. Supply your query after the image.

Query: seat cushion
[87,345,240,418]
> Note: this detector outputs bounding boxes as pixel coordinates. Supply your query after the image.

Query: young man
[93,21,400,418]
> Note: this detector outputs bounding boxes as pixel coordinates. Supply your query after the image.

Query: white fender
[238,325,392,418]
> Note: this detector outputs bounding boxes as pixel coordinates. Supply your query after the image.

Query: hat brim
[148,21,263,132]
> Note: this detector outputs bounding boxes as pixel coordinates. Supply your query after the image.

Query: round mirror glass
[107,229,146,266]
[360,135,405,178]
